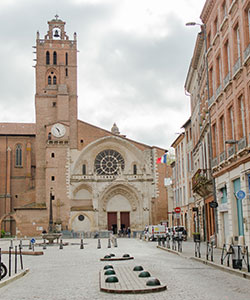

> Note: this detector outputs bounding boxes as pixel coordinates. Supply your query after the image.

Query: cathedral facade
[0,18,168,237]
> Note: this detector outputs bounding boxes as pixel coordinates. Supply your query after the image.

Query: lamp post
[49,187,54,233]
[186,22,218,242]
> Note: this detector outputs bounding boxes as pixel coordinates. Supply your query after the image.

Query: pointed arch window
[15,144,22,167]
[65,53,68,65]
[133,164,137,175]
[48,75,52,85]
[53,76,57,85]
[53,51,57,65]
[46,51,50,65]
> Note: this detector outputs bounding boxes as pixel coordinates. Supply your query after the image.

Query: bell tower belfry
[35,16,78,219]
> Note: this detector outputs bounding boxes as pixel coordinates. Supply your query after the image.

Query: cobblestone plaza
[1,238,250,300]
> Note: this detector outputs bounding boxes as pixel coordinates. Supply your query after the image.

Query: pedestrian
[127,227,131,238]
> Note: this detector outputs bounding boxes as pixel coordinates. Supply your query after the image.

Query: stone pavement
[156,238,250,279]
[1,237,250,300]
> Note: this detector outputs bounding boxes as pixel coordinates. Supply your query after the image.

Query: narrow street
[1,238,250,300]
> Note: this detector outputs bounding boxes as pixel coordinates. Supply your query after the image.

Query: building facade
[181,0,250,247]
[0,18,168,237]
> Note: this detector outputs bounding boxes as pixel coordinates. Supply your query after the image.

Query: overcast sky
[0,0,205,150]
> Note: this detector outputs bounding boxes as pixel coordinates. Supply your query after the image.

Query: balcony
[192,169,213,197]
[227,144,236,157]
[238,136,247,151]
[223,72,231,89]
[208,95,215,107]
[232,57,242,78]
[244,43,250,64]
[212,157,218,168]
[216,84,222,99]
[219,151,226,163]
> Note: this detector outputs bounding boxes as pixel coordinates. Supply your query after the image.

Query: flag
[157,153,167,164]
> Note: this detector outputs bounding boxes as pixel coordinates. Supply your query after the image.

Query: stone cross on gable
[55,14,59,20]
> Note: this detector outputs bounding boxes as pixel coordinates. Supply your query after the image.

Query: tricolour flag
[156,153,167,164]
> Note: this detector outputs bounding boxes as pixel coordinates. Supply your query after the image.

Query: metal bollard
[80,238,84,249]
[10,239,13,249]
[15,246,17,274]
[59,239,63,250]
[107,238,111,248]
[29,240,32,250]
[8,247,11,277]
[32,243,35,252]
[19,245,23,270]
[97,238,101,249]
[43,239,46,250]
[114,238,118,247]
[0,248,1,281]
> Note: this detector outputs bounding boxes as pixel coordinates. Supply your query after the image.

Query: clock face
[51,123,66,138]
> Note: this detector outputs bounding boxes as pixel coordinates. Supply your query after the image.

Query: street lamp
[186,22,218,241]
[49,187,54,233]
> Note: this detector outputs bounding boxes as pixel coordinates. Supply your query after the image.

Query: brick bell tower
[35,16,78,228]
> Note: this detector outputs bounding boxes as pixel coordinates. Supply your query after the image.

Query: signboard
[175,207,181,213]
[236,190,246,200]
[209,201,218,208]
[30,238,36,244]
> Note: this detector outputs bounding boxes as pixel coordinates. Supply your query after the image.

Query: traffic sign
[175,207,181,213]
[236,190,246,200]
[30,238,36,244]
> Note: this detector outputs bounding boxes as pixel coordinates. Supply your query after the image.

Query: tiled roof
[0,123,36,135]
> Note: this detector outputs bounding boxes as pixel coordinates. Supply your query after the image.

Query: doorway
[108,212,117,234]
[120,212,130,232]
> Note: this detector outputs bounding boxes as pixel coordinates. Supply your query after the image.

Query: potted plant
[193,232,200,242]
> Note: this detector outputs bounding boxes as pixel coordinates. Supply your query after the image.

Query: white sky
[0,0,206,149]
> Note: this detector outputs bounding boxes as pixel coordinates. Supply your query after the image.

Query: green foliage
[1,229,5,238]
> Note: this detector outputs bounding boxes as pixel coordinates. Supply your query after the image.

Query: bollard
[114,238,118,248]
[162,237,166,248]
[0,248,1,281]
[10,239,13,249]
[29,240,32,250]
[157,237,161,247]
[97,238,101,249]
[59,239,63,250]
[19,245,23,270]
[80,238,84,249]
[107,238,111,248]
[32,243,35,252]
[15,246,17,274]
[43,239,46,250]
[19,239,23,250]
[8,247,11,277]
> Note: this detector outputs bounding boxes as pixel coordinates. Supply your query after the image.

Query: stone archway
[100,184,141,233]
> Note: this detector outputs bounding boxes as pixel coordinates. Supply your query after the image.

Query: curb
[0,269,29,288]
[190,257,250,280]
[157,245,250,280]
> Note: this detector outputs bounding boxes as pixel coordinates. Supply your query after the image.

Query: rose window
[94,149,125,175]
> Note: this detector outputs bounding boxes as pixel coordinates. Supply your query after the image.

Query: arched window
[15,145,22,167]
[46,51,50,65]
[133,164,137,175]
[53,76,57,85]
[82,164,86,175]
[65,53,68,65]
[48,75,52,85]
[53,51,57,65]
[65,68,68,77]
